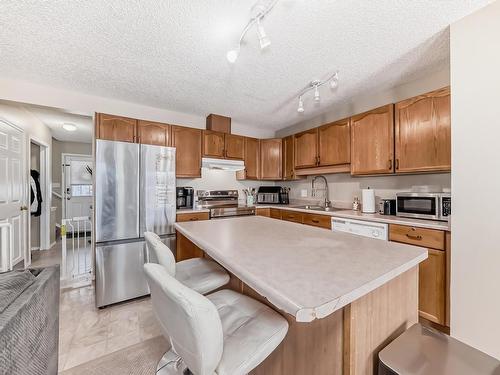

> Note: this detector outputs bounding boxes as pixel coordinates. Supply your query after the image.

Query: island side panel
[343,266,419,375]
[243,283,343,375]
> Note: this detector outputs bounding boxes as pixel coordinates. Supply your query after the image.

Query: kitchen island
[175,216,428,375]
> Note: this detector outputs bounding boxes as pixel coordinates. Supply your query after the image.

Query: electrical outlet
[300,189,308,198]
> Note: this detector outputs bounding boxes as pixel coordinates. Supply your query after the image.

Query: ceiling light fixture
[226,0,278,63]
[296,71,340,114]
[62,123,77,132]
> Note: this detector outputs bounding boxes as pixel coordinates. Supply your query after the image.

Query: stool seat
[144,231,229,294]
[207,289,289,375]
[176,258,230,295]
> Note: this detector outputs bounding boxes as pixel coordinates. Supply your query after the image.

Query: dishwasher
[331,217,388,241]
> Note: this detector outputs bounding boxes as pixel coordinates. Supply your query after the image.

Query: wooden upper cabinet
[224,134,245,160]
[238,137,259,180]
[172,125,202,178]
[96,113,137,143]
[294,128,318,169]
[137,120,170,146]
[318,118,350,166]
[350,104,395,175]
[283,135,295,180]
[202,130,225,158]
[395,87,451,173]
[260,138,282,180]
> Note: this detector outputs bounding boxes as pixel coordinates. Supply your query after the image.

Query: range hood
[202,157,245,171]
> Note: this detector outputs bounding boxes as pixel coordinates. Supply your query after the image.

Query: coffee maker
[176,187,194,209]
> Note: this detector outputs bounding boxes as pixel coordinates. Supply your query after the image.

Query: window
[71,184,93,197]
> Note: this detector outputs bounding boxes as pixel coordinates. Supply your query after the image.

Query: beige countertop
[175,216,427,322]
[176,208,210,214]
[255,205,450,231]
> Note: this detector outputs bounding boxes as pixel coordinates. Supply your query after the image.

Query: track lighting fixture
[226,0,278,63]
[296,71,340,113]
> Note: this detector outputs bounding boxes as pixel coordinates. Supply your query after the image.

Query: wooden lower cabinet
[389,224,447,327]
[256,208,271,217]
[418,248,446,325]
[281,211,303,224]
[270,208,282,219]
[302,213,331,229]
[176,211,210,222]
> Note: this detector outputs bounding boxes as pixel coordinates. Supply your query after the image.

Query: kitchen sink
[292,205,344,212]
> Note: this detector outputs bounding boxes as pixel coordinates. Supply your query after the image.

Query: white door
[0,119,26,270]
[63,154,93,227]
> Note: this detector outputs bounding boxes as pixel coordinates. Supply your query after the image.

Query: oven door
[396,194,440,220]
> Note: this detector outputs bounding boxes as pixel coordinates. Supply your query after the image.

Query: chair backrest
[144,231,176,276]
[144,263,223,375]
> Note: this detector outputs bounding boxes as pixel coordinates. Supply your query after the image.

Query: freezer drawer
[95,240,149,307]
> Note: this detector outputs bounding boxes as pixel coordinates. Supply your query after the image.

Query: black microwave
[396,192,451,221]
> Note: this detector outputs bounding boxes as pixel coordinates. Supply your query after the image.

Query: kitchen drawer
[176,212,210,222]
[281,210,303,224]
[270,208,282,219]
[302,213,331,229]
[389,224,445,250]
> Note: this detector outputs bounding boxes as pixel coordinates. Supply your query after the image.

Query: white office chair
[144,263,289,375]
[144,232,229,295]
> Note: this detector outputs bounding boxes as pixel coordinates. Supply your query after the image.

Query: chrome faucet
[312,175,331,208]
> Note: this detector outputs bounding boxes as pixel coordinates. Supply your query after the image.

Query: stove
[196,190,255,219]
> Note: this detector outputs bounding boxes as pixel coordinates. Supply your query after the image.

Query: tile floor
[58,286,161,372]
[23,238,161,372]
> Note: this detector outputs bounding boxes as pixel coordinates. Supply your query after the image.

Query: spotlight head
[314,86,320,102]
[297,96,304,113]
[330,72,339,89]
[257,18,271,49]
[226,49,239,63]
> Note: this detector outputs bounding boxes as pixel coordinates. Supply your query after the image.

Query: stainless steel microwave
[396,192,451,221]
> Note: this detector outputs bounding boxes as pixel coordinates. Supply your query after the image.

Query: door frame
[61,152,93,222]
[28,136,50,266]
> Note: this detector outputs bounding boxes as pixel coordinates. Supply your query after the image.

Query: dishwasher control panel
[331,217,389,241]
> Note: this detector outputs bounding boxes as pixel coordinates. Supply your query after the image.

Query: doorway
[27,137,50,267]
[62,153,93,225]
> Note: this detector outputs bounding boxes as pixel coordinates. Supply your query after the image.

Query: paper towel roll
[362,188,376,213]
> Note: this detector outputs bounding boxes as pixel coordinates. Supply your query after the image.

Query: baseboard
[30,246,40,251]
[49,241,56,249]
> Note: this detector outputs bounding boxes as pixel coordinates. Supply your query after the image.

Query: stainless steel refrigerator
[95,139,176,307]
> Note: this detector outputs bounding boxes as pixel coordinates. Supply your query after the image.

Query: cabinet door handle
[388,159,393,170]
[396,159,400,170]
[312,219,320,223]
[406,233,423,241]
[189,217,199,221]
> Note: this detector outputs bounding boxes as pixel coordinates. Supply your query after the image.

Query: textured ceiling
[0,0,492,131]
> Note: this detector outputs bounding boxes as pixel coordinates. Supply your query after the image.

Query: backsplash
[281,173,451,208]
[177,168,273,204]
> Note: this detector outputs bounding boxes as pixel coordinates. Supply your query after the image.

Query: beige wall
[450,0,500,359]
[51,138,92,225]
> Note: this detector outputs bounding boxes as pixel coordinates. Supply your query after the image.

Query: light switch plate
[300,189,308,198]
